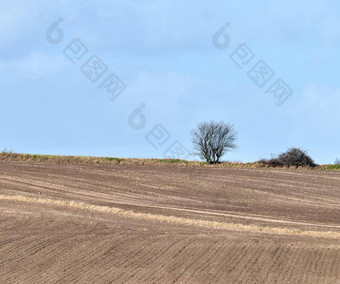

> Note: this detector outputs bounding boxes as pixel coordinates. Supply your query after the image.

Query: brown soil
[0,161,339,283]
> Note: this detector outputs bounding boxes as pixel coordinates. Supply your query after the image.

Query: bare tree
[191,121,237,164]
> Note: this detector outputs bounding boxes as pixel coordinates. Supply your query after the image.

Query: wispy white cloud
[12,53,68,78]
[299,83,340,119]
[0,53,69,81]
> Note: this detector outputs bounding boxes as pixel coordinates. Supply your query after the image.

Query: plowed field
[0,161,339,283]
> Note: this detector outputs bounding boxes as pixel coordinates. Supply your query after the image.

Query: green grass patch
[106,157,124,164]
[158,159,181,164]
[325,164,340,170]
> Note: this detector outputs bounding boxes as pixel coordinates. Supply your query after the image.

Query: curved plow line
[1,194,340,240]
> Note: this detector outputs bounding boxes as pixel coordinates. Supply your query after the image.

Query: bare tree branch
[191,121,237,164]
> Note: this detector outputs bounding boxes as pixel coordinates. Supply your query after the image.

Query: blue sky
[1,0,340,163]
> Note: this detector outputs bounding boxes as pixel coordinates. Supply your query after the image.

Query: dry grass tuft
[1,194,340,239]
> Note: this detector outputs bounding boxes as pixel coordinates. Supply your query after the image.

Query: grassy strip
[1,151,340,170]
